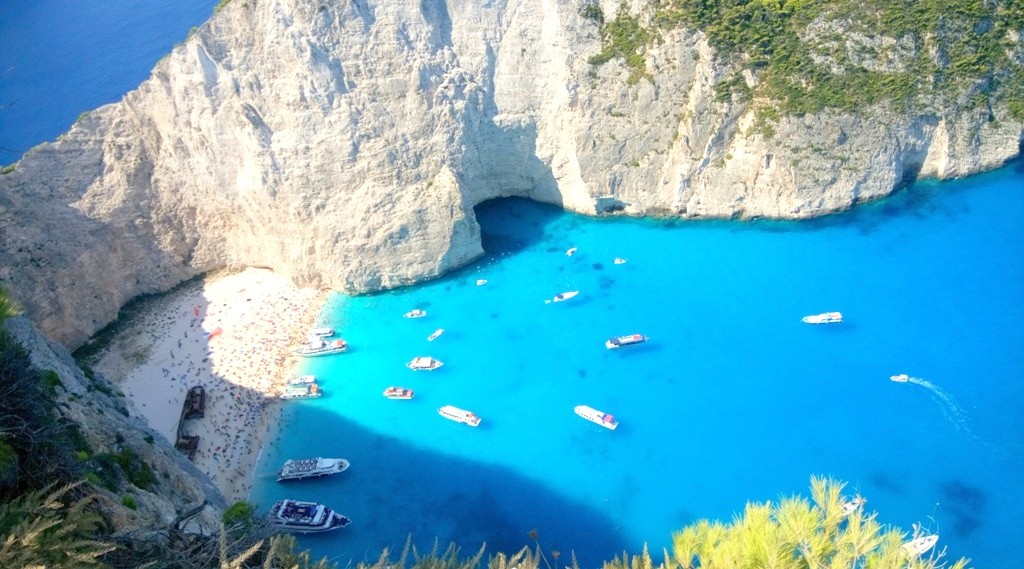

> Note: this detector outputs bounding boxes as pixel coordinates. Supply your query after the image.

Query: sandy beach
[92,267,328,502]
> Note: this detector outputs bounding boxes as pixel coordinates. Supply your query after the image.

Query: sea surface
[2,2,1022,568]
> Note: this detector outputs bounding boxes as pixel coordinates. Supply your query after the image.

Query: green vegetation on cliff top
[588,0,1024,122]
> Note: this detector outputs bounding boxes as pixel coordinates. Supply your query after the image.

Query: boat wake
[902,376,981,445]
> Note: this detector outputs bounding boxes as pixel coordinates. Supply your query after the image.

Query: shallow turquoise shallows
[253,163,1024,568]
[2,1,1021,566]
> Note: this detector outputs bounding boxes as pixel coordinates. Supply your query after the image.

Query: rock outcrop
[0,0,1020,347]
[1,316,225,534]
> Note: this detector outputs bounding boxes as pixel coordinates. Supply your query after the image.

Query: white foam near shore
[91,267,327,502]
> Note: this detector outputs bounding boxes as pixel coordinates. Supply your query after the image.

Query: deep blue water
[0,0,217,165]
[254,164,1024,568]
[2,2,1022,567]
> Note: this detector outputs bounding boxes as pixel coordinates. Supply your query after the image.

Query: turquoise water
[253,164,1024,568]
[2,1,1021,566]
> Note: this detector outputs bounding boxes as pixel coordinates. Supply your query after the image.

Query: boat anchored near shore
[383,386,414,399]
[404,308,427,319]
[407,356,443,371]
[438,405,481,427]
[574,405,619,430]
[269,499,350,533]
[281,383,322,400]
[294,336,347,357]
[277,458,350,482]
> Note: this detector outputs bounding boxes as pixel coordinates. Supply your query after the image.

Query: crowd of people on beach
[95,269,325,501]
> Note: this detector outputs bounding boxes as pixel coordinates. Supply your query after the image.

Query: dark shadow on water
[475,198,565,257]
[263,407,631,569]
[939,480,986,539]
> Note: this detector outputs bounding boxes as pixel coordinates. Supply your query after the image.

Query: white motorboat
[438,405,481,427]
[476,279,488,286]
[281,383,323,399]
[407,356,443,371]
[566,247,578,256]
[286,375,316,386]
[574,405,619,430]
[404,308,427,318]
[310,327,334,337]
[901,534,938,558]
[605,334,648,349]
[293,337,347,357]
[801,311,843,324]
[269,499,350,533]
[550,290,579,303]
[890,373,910,383]
[383,386,414,400]
[613,257,627,265]
[427,328,444,342]
[840,495,866,516]
[277,457,349,482]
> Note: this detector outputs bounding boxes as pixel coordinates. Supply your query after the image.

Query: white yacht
[801,311,843,324]
[890,373,910,383]
[404,308,427,318]
[605,334,648,349]
[574,405,619,430]
[407,356,443,371]
[476,279,488,286]
[613,257,627,265]
[438,405,481,427]
[277,457,350,482]
[268,499,350,533]
[901,534,938,558]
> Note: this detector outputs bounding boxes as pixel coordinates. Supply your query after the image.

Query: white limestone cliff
[0,0,1020,347]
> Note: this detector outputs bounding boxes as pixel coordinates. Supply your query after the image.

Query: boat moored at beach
[383,386,414,399]
[276,457,350,482]
[286,375,316,386]
[269,499,351,533]
[404,308,427,318]
[438,405,481,426]
[574,405,619,430]
[890,373,910,383]
[605,334,648,349]
[293,336,347,357]
[801,311,843,324]
[901,534,938,558]
[309,327,334,337]
[407,356,443,371]
[281,383,322,399]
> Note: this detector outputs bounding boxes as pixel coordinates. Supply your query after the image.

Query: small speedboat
[404,309,427,319]
[566,247,578,256]
[901,534,938,558]
[890,373,910,383]
[840,495,866,517]
[801,311,843,324]
[383,386,414,400]
[549,290,579,303]
[613,257,627,265]
[427,328,444,342]
[310,327,334,337]
[407,356,443,371]
[476,279,488,286]
[605,334,648,349]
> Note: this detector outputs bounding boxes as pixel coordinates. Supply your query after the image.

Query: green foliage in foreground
[588,0,1024,123]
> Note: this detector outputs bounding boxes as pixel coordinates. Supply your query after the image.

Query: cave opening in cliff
[473,197,564,258]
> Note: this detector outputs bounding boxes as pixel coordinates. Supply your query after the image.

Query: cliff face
[0,0,1021,347]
